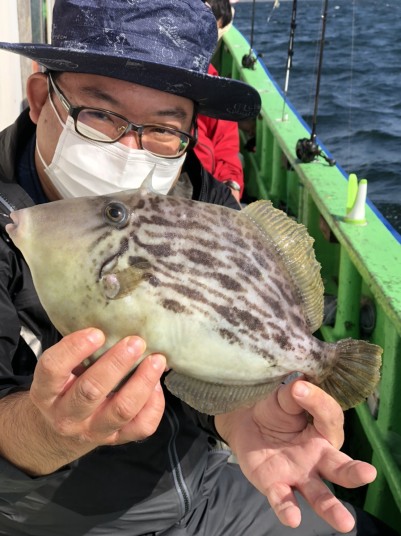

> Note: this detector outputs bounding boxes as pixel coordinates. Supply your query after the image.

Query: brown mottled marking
[130,234,174,257]
[228,254,263,280]
[219,329,241,344]
[267,298,287,320]
[226,235,248,249]
[166,283,206,304]
[211,273,243,292]
[162,299,188,314]
[310,349,322,362]
[148,276,161,287]
[135,199,146,210]
[128,256,152,268]
[211,304,240,326]
[273,332,294,352]
[183,248,224,267]
[234,308,264,331]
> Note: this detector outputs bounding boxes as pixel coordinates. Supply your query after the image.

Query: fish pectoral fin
[101,262,152,299]
[164,371,284,415]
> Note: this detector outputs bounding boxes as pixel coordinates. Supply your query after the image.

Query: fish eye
[103,202,130,228]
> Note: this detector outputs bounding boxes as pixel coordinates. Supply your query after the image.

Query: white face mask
[37,97,187,199]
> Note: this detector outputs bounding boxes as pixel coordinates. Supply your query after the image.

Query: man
[0,1,387,535]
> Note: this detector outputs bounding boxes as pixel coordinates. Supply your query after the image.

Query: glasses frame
[47,72,197,159]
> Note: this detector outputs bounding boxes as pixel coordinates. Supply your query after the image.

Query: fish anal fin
[164,371,284,415]
[242,200,324,333]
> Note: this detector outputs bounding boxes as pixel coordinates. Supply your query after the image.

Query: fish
[5,179,382,415]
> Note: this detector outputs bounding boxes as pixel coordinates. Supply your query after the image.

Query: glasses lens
[76,109,128,142]
[75,109,191,157]
[142,126,190,157]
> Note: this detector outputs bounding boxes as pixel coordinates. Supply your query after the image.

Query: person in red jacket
[195,64,244,203]
[195,0,244,202]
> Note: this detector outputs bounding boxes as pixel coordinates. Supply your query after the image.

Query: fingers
[65,336,147,420]
[30,329,167,447]
[321,454,377,489]
[116,370,166,442]
[95,353,166,439]
[290,381,345,449]
[298,478,356,533]
[266,483,302,528]
[31,328,106,404]
[267,479,356,532]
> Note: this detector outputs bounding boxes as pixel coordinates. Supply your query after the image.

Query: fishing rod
[295,0,336,166]
[242,0,258,69]
[281,0,298,121]
[242,0,280,70]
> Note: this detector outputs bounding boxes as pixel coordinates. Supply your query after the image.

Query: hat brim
[0,43,261,121]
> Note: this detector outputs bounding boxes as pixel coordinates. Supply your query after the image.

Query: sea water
[234,0,401,234]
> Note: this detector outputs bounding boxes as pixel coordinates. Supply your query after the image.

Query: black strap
[0,183,34,231]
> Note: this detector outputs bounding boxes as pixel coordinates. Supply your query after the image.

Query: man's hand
[215,380,377,533]
[0,328,166,475]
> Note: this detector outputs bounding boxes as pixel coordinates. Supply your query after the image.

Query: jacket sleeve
[184,150,241,210]
[0,233,35,396]
[195,115,244,195]
[0,239,59,399]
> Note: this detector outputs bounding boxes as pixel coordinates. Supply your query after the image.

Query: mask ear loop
[189,103,199,149]
[36,74,69,168]
[46,73,67,128]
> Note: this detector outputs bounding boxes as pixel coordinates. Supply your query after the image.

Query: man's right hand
[0,328,166,475]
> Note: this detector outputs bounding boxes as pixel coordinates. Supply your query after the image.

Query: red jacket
[194,65,244,197]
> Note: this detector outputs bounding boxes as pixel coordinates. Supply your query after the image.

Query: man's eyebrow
[79,86,190,120]
[79,86,123,107]
[153,108,189,120]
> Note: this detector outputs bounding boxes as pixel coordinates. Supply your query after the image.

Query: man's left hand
[215,380,376,533]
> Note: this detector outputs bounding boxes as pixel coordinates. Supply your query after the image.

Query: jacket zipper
[165,406,192,518]
[0,192,17,213]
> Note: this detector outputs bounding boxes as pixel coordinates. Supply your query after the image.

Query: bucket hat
[0,0,261,121]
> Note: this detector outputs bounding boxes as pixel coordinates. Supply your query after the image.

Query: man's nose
[119,131,141,149]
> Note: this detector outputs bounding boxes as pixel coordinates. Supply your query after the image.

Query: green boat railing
[217,25,401,532]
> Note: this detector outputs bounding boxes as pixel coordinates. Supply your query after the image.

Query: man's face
[28,72,194,200]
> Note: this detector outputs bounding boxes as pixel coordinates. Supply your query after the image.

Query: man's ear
[26,72,49,124]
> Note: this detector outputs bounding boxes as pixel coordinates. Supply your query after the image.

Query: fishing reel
[296,137,336,166]
[242,51,261,70]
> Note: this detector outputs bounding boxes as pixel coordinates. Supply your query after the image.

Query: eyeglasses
[47,73,196,158]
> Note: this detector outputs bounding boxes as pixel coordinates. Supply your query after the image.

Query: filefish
[6,181,382,415]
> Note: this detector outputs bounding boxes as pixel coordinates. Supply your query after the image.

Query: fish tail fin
[314,338,382,410]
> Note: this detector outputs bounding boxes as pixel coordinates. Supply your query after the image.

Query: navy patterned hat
[0,0,261,120]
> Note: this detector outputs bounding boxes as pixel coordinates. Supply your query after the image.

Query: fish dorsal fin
[242,200,324,333]
[140,166,156,193]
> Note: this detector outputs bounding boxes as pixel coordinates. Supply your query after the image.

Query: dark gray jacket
[0,110,236,536]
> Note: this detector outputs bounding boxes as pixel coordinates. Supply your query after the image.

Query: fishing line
[295,0,336,166]
[346,0,357,171]
[267,0,281,24]
[281,0,298,121]
[242,0,280,70]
